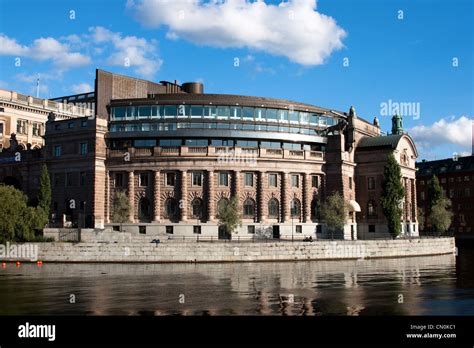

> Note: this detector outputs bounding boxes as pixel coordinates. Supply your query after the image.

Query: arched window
[311,199,319,220]
[290,199,301,218]
[138,197,151,221]
[164,198,178,219]
[191,198,203,219]
[268,198,279,219]
[217,198,229,217]
[243,198,255,218]
[368,200,376,217]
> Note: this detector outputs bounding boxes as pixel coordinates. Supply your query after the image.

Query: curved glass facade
[110,105,338,127]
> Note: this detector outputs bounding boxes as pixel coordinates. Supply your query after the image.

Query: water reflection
[1,253,472,316]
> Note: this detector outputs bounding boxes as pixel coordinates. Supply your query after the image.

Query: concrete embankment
[0,237,456,263]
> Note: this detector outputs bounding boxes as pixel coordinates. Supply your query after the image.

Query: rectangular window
[260,141,280,149]
[368,177,375,190]
[268,174,277,188]
[369,225,376,233]
[266,109,278,121]
[166,226,173,234]
[244,173,253,187]
[211,139,234,147]
[299,112,309,124]
[291,174,299,188]
[68,122,74,129]
[113,107,126,120]
[230,106,241,118]
[449,177,454,183]
[465,188,470,197]
[203,106,217,118]
[296,225,302,233]
[159,139,182,147]
[138,106,152,119]
[289,111,299,123]
[115,173,123,187]
[193,226,202,234]
[312,175,319,188]
[216,106,230,118]
[464,176,470,182]
[247,225,255,234]
[54,173,61,187]
[166,172,175,187]
[190,105,203,118]
[134,139,156,148]
[0,123,3,136]
[310,114,318,125]
[449,189,454,198]
[163,105,177,118]
[80,142,87,155]
[54,145,61,157]
[420,191,425,200]
[185,139,208,146]
[316,225,322,234]
[441,178,446,184]
[278,109,288,122]
[139,173,149,187]
[349,177,353,190]
[177,105,190,118]
[126,106,136,119]
[255,108,265,121]
[32,123,41,136]
[80,172,86,186]
[242,107,254,120]
[81,120,87,127]
[219,172,229,186]
[192,172,202,186]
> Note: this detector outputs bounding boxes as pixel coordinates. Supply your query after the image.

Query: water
[1,247,473,316]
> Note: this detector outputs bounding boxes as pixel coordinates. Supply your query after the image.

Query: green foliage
[417,207,425,231]
[428,175,442,212]
[38,164,51,218]
[111,190,131,224]
[0,185,47,243]
[218,196,242,238]
[320,191,348,237]
[381,153,405,237]
[429,197,453,234]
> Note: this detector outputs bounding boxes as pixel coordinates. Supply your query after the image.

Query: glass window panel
[255,108,265,121]
[159,139,182,146]
[256,124,267,131]
[266,108,278,121]
[319,116,327,127]
[310,114,318,125]
[113,107,126,120]
[185,139,208,146]
[299,112,309,124]
[242,124,255,130]
[141,123,150,131]
[279,126,290,132]
[289,110,299,123]
[260,141,280,149]
[190,105,203,118]
[138,106,152,119]
[242,107,254,120]
[126,106,136,119]
[230,106,241,118]
[216,106,230,118]
[278,109,288,122]
[190,123,204,129]
[134,139,156,147]
[203,106,217,118]
[177,104,190,117]
[216,123,230,129]
[164,105,177,117]
[267,125,279,132]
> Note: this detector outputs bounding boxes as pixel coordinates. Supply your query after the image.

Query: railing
[266,149,282,155]
[188,146,207,153]
[289,150,304,157]
[58,228,81,242]
[160,146,180,154]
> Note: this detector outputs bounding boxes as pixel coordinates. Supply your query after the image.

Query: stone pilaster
[105,170,110,223]
[258,171,266,222]
[303,173,311,222]
[207,170,216,221]
[411,178,417,222]
[282,172,290,222]
[128,171,135,223]
[153,170,160,222]
[181,170,188,222]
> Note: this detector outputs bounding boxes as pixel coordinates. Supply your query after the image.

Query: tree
[428,175,442,212]
[320,191,348,239]
[429,197,453,234]
[0,185,47,243]
[111,191,131,230]
[417,207,425,231]
[380,153,405,238]
[218,196,242,239]
[38,164,51,221]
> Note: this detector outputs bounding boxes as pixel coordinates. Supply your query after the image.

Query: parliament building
[0,70,419,240]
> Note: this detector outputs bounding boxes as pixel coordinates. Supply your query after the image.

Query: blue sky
[0,0,472,160]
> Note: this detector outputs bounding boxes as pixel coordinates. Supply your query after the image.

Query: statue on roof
[391,114,403,135]
[349,106,357,118]
[373,116,380,127]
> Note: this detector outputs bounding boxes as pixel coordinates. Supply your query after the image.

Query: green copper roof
[357,134,404,149]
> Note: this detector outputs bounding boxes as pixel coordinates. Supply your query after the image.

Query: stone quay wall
[0,237,456,263]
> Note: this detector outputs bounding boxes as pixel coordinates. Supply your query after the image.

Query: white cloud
[72,83,93,94]
[0,34,91,69]
[89,26,163,77]
[408,116,473,150]
[0,34,28,55]
[129,0,346,66]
